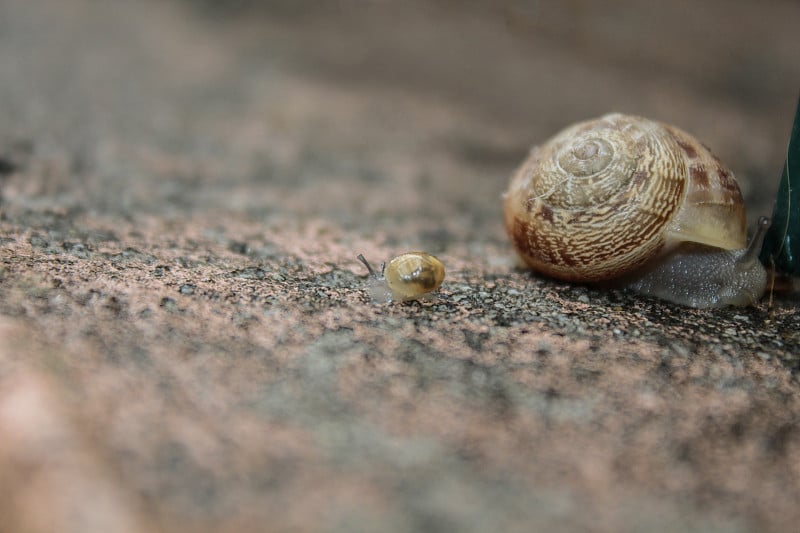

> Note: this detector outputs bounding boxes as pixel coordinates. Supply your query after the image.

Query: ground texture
[1,1,800,532]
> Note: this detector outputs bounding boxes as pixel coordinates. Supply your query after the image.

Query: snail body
[503,113,768,308]
[357,252,445,303]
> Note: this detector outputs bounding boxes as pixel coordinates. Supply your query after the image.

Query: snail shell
[357,252,445,303]
[503,113,747,283]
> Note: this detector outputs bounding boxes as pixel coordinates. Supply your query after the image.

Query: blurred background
[1,0,798,244]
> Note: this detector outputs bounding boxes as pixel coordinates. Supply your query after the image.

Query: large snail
[503,113,770,308]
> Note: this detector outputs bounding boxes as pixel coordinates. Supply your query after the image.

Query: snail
[357,252,445,303]
[503,113,770,308]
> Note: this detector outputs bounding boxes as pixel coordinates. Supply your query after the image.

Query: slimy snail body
[357,252,445,303]
[503,113,770,308]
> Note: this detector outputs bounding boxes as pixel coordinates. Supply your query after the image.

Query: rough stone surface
[1,1,799,532]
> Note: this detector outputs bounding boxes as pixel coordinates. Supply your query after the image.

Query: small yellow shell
[385,252,445,301]
[357,252,445,303]
[503,113,747,282]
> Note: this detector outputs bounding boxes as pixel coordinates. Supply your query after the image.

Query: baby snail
[357,252,445,304]
[503,112,770,308]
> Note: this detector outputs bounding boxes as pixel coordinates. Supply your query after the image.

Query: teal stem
[759,93,800,275]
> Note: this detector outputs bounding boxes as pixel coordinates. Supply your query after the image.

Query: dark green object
[760,94,800,275]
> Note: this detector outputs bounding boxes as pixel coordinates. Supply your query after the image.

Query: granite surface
[1,1,799,532]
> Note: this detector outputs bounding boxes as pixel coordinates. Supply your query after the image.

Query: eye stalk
[357,254,384,279]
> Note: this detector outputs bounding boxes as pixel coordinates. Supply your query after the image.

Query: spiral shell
[503,113,747,282]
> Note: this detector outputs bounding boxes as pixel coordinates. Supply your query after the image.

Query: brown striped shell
[503,113,747,282]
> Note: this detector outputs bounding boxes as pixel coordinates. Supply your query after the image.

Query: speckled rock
[1,1,799,532]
